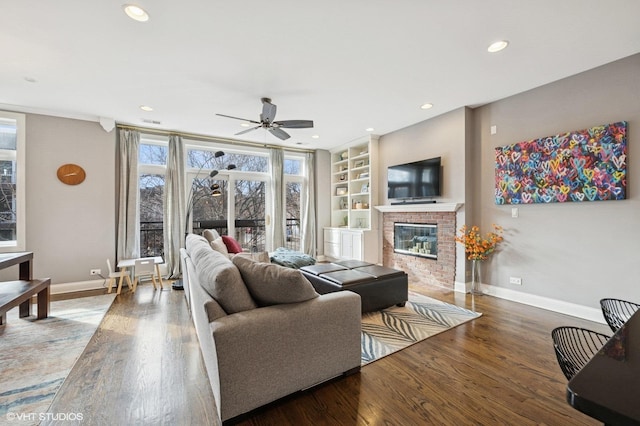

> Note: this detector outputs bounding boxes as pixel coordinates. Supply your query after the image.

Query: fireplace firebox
[393,223,437,259]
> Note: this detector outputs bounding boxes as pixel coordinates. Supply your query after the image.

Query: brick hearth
[382,211,456,289]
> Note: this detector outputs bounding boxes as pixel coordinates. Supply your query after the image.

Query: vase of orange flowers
[455,224,504,295]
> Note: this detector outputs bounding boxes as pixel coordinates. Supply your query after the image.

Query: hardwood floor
[46,283,609,425]
[234,285,610,426]
[44,284,218,426]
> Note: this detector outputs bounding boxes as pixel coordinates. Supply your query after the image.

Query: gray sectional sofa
[180,233,362,424]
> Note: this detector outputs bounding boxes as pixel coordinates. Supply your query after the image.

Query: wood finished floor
[46,283,610,425]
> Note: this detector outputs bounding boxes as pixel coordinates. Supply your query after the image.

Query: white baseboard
[51,279,108,294]
[453,281,605,324]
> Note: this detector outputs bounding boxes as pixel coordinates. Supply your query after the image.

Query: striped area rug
[361,292,481,365]
[0,294,115,420]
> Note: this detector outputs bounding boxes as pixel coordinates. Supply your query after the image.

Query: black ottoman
[301,263,408,313]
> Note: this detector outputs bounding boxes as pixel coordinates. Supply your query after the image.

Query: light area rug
[0,294,115,423]
[361,292,481,365]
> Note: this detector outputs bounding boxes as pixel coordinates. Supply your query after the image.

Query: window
[187,149,268,172]
[284,156,304,251]
[0,112,25,251]
[139,139,167,257]
[186,145,270,252]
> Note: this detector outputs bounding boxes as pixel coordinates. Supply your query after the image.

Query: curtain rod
[116,123,316,153]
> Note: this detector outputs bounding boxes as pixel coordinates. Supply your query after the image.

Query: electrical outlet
[509,276,522,285]
[90,269,101,276]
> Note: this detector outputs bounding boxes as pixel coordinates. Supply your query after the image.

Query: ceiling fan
[216,97,314,140]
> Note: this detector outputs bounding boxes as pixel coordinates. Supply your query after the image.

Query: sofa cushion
[204,299,227,322]
[222,235,243,254]
[187,234,257,313]
[232,256,319,306]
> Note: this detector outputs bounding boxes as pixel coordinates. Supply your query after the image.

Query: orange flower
[454,224,504,260]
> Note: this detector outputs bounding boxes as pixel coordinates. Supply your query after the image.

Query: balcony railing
[140,218,301,258]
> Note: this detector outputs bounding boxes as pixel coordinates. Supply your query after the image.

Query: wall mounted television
[387,156,442,203]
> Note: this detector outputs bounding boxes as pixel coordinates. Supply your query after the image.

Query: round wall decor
[57,164,86,185]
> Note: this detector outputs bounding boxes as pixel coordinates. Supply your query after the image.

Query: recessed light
[487,40,509,53]
[311,135,320,139]
[240,123,251,128]
[123,4,149,22]
[140,105,153,112]
[420,103,433,110]
[365,128,374,132]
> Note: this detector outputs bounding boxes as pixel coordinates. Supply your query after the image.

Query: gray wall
[19,114,116,286]
[377,107,472,284]
[363,53,639,311]
[474,53,640,308]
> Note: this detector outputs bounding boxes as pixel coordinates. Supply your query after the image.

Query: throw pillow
[191,245,257,314]
[202,229,220,243]
[210,237,229,257]
[222,235,243,254]
[232,255,319,306]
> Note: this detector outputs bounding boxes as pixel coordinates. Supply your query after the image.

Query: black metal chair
[600,298,640,332]
[551,326,610,381]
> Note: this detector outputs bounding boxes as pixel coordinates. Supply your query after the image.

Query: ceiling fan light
[123,4,149,22]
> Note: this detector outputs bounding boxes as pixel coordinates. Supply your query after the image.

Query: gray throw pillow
[232,255,319,306]
[191,244,257,314]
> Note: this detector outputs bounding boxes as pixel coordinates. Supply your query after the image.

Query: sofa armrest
[210,291,361,421]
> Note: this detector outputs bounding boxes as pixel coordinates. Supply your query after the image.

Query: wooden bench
[0,278,51,325]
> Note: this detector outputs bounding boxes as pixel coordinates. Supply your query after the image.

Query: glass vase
[471,259,483,295]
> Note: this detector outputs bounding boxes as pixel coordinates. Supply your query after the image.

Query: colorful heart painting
[495,121,627,205]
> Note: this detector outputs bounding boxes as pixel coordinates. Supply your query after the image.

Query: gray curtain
[301,152,316,256]
[116,129,140,261]
[270,148,285,250]
[163,135,185,279]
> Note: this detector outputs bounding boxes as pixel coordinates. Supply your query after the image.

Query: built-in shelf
[374,203,463,213]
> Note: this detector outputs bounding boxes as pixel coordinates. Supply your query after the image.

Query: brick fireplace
[377,204,461,290]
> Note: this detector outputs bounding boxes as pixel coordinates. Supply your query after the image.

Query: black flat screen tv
[387,156,442,200]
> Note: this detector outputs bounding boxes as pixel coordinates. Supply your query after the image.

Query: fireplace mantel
[375,203,463,213]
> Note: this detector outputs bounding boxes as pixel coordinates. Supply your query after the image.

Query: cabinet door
[340,231,353,258]
[351,232,363,260]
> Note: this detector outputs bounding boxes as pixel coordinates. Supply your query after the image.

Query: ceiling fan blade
[269,127,290,140]
[235,125,261,136]
[261,99,277,123]
[274,120,314,129]
[216,113,260,124]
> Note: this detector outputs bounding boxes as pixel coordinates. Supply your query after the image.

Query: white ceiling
[2,1,640,151]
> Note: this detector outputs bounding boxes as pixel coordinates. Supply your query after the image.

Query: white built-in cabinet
[324,135,380,264]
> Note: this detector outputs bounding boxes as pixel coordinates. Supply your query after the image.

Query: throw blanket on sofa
[270,247,316,269]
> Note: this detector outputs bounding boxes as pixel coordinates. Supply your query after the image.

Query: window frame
[138,135,169,257]
[0,111,25,252]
